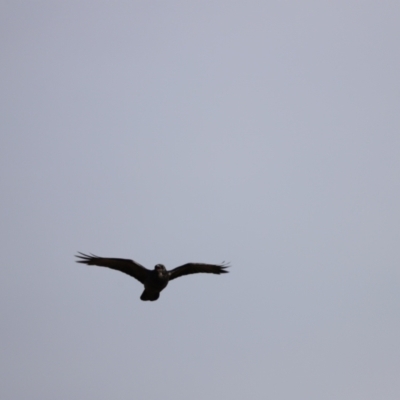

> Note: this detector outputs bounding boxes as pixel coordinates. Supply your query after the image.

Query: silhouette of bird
[75,252,229,301]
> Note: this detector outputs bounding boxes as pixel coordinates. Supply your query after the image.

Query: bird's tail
[140,290,160,301]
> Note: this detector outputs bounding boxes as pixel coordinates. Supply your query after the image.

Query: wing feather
[168,262,229,281]
[75,252,149,284]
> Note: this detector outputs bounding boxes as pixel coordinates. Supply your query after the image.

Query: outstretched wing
[168,262,229,281]
[75,252,149,284]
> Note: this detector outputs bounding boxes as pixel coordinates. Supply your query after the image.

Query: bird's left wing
[75,252,148,284]
[168,262,229,281]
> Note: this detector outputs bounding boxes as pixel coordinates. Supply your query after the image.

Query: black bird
[75,252,229,301]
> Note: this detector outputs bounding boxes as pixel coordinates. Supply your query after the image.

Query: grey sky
[1,2,399,399]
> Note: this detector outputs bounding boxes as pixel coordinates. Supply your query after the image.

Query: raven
[75,252,229,301]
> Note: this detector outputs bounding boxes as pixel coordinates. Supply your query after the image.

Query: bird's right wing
[75,252,148,284]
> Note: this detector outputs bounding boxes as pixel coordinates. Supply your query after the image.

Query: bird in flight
[75,252,229,301]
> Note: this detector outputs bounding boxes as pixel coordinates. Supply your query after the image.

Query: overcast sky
[1,2,400,399]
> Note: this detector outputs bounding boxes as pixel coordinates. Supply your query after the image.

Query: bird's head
[155,264,166,273]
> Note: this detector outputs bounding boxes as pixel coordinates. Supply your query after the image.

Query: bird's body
[141,264,169,301]
[75,253,229,301]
